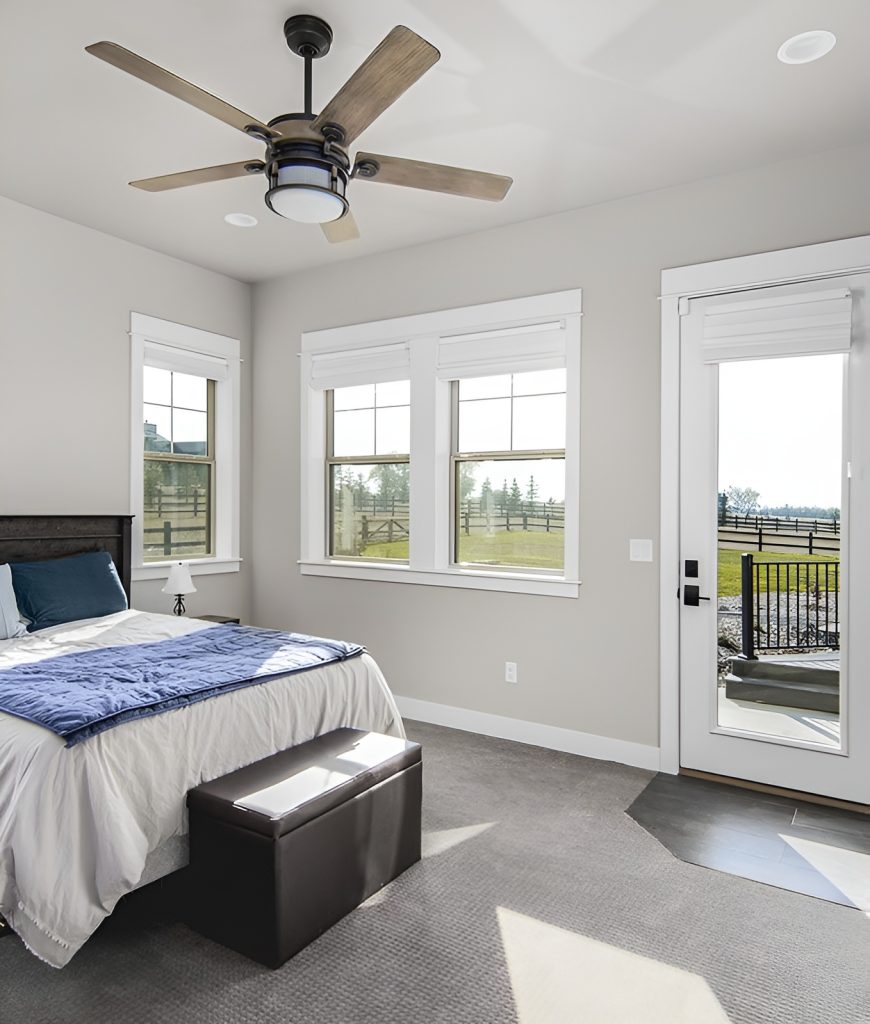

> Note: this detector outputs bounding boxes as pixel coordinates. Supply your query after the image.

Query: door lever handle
[683,585,711,606]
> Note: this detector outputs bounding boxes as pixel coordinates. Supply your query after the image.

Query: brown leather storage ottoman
[186,728,422,967]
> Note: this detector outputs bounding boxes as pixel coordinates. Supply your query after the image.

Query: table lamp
[162,561,196,616]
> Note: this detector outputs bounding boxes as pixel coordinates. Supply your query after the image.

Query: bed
[0,515,403,968]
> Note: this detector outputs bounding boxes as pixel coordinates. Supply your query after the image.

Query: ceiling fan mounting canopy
[85,16,513,242]
[283,14,333,59]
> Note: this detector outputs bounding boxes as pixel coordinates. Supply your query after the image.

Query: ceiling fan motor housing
[264,139,350,223]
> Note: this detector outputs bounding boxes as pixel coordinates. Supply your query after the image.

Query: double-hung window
[143,368,215,561]
[130,313,241,580]
[452,369,567,572]
[301,291,580,597]
[328,381,410,560]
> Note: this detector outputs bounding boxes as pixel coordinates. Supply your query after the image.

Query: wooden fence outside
[332,496,566,553]
[718,526,840,556]
[143,487,209,557]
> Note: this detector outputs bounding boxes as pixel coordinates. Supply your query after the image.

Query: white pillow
[0,564,27,639]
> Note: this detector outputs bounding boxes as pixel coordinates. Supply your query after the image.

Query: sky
[718,354,844,509]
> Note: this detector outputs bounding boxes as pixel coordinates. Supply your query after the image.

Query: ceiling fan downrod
[283,14,333,120]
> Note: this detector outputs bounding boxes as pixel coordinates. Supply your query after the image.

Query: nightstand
[195,614,241,625]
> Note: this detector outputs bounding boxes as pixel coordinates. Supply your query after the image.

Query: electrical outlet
[505,661,518,683]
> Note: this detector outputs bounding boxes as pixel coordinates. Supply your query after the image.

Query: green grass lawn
[363,530,564,569]
[718,549,839,598]
[362,534,837,589]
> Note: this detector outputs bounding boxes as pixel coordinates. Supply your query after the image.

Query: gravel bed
[716,592,839,675]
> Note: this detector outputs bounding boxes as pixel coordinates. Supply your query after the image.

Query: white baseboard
[395,696,660,772]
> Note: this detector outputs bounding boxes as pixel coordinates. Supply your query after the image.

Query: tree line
[335,463,559,510]
[721,485,839,521]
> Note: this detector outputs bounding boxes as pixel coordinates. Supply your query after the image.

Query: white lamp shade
[162,562,197,596]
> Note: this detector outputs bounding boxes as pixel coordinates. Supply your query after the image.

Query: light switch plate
[629,539,654,562]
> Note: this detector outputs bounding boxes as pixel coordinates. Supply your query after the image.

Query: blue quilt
[0,624,363,746]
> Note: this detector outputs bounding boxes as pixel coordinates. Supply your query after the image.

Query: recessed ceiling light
[224,212,258,228]
[777,30,836,65]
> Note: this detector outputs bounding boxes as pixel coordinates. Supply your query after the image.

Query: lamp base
[173,594,186,616]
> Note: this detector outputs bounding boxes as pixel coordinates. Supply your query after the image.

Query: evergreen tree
[353,472,369,508]
[508,478,523,511]
[526,475,539,504]
[395,463,410,502]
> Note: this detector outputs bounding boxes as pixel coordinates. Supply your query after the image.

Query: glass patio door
[678,274,870,803]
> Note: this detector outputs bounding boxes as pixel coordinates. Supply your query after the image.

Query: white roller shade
[436,321,566,380]
[701,287,852,363]
[307,342,410,390]
[144,339,230,381]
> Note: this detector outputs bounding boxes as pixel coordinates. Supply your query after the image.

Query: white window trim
[130,312,242,581]
[300,290,582,598]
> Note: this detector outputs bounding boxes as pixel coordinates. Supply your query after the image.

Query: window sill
[298,560,580,597]
[132,557,242,582]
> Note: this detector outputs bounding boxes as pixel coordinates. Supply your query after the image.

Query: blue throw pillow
[10,551,128,632]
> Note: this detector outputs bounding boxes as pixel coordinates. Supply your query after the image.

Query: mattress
[0,609,403,967]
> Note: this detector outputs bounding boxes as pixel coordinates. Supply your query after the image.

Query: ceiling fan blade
[353,153,512,202]
[312,26,439,145]
[85,41,278,139]
[321,209,360,243]
[130,160,265,192]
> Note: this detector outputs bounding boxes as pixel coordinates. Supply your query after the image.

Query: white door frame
[659,234,870,776]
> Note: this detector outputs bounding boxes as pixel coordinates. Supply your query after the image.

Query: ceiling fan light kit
[264,142,349,224]
[86,15,513,241]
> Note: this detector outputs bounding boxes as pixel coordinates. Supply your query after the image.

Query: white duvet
[0,610,403,967]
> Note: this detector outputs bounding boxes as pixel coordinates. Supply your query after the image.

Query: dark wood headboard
[0,515,133,601]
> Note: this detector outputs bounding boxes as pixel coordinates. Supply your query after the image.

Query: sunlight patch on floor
[781,834,870,911]
[497,907,731,1024]
[422,822,495,858]
[361,823,495,908]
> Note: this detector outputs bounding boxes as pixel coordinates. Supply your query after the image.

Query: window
[300,291,581,597]
[130,313,241,581]
[453,369,566,572]
[328,382,410,560]
[143,367,215,561]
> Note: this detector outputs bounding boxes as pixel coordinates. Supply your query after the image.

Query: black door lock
[683,584,711,606]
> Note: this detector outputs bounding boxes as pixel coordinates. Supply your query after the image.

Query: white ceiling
[3,0,870,282]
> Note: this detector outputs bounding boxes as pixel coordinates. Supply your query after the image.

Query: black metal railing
[740,553,840,658]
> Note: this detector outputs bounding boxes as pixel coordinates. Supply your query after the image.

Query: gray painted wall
[0,196,253,620]
[251,141,870,749]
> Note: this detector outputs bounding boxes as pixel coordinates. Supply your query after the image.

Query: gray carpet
[2,721,869,1024]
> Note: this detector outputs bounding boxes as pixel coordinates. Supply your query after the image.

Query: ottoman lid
[188,728,421,838]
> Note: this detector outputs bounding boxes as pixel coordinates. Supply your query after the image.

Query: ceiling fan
[85,16,513,243]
